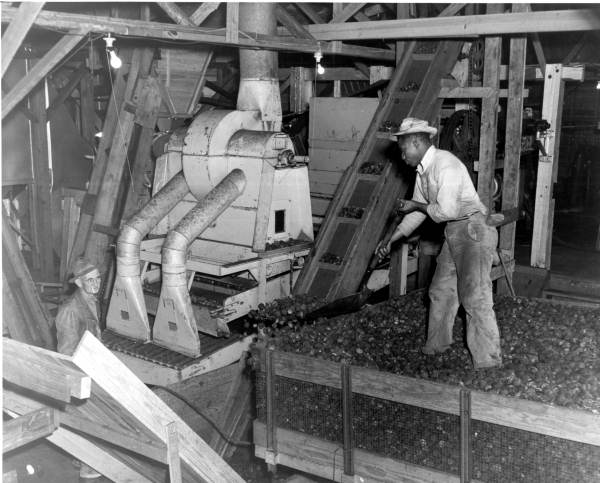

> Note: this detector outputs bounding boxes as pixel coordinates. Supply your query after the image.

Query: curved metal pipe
[153,169,246,356]
[106,172,190,341]
[116,171,191,277]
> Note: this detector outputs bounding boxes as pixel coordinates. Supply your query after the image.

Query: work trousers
[424,213,502,369]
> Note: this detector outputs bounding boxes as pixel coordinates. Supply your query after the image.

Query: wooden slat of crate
[256,346,600,447]
[254,421,470,483]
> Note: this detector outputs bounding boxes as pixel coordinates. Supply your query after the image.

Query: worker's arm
[376,179,427,258]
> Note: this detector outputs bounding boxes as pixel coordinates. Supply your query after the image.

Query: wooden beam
[562,32,589,64]
[330,3,367,23]
[476,4,502,210]
[3,407,58,454]
[276,5,314,40]
[3,390,161,483]
[294,3,325,24]
[3,337,92,401]
[531,64,564,269]
[303,9,600,40]
[1,34,85,120]
[226,3,239,44]
[166,422,183,483]
[156,2,195,26]
[0,7,395,62]
[46,62,88,119]
[0,2,45,77]
[531,33,546,73]
[190,2,220,25]
[29,79,56,279]
[71,332,245,482]
[2,211,54,348]
[498,4,527,295]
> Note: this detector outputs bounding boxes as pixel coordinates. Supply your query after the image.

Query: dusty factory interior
[2,2,600,482]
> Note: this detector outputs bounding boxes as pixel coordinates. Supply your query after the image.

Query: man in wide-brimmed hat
[377,117,502,370]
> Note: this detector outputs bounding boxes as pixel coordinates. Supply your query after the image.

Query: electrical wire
[152,384,253,448]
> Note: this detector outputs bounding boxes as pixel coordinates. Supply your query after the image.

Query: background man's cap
[69,257,99,283]
[393,117,438,138]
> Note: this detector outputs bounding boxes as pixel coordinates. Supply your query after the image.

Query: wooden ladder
[294,41,463,301]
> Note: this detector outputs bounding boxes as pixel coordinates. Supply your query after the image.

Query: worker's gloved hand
[375,240,391,260]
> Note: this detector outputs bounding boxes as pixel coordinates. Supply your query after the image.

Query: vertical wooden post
[265,348,278,471]
[332,4,343,98]
[226,3,239,44]
[79,71,95,145]
[290,67,312,113]
[341,363,354,477]
[459,389,472,483]
[531,64,564,269]
[498,4,527,294]
[395,4,411,64]
[29,78,56,279]
[476,4,502,211]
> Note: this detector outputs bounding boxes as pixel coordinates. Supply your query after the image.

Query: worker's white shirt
[395,146,487,238]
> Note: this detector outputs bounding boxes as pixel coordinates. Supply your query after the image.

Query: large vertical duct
[237,2,282,131]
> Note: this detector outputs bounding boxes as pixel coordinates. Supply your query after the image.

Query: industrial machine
[104,4,313,362]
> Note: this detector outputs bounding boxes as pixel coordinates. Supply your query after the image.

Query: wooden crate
[251,343,600,482]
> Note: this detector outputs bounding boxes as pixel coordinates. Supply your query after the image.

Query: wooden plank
[302,9,600,40]
[531,64,564,269]
[0,2,44,77]
[3,390,166,483]
[330,3,367,23]
[156,2,196,26]
[3,407,58,453]
[71,332,245,482]
[563,32,589,64]
[471,391,600,446]
[79,71,95,143]
[0,7,395,62]
[254,421,466,483]
[1,34,85,120]
[295,3,324,24]
[276,5,314,40]
[166,422,183,483]
[3,338,92,400]
[2,210,54,348]
[226,3,239,44]
[531,33,546,73]
[29,79,56,279]
[190,2,221,25]
[476,4,502,210]
[498,5,527,295]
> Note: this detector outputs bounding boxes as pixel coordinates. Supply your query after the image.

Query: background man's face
[80,269,101,295]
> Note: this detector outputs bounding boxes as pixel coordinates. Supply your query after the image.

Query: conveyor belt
[102,329,243,369]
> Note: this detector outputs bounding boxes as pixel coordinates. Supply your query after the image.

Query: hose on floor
[152,384,253,448]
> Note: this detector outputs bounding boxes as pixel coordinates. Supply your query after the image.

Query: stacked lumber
[3,335,244,482]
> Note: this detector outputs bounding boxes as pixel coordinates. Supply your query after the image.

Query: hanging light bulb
[314,48,325,76]
[108,50,122,69]
[103,33,122,69]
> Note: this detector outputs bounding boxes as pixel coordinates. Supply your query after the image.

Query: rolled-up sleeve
[426,164,462,222]
[394,176,427,238]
